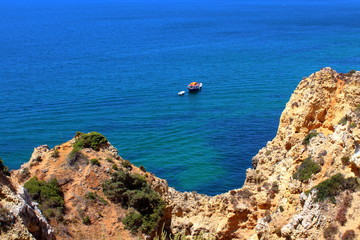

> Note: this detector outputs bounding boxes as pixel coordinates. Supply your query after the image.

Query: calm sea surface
[1,0,360,195]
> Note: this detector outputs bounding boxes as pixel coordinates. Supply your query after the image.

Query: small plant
[0,205,15,231]
[341,156,350,166]
[323,224,338,240]
[84,191,108,205]
[73,132,108,151]
[103,170,164,234]
[293,157,321,182]
[336,207,347,226]
[307,173,360,203]
[24,177,65,221]
[346,69,356,77]
[349,122,357,128]
[106,158,114,163]
[112,164,118,170]
[341,230,356,240]
[122,160,132,170]
[0,158,10,176]
[271,181,279,193]
[355,104,360,113]
[90,158,100,166]
[51,148,60,158]
[338,116,348,126]
[82,216,91,225]
[303,131,319,145]
[139,166,146,172]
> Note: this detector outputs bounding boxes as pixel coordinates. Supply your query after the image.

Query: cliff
[0,168,55,240]
[3,67,360,240]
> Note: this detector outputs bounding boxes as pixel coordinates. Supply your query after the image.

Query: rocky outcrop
[0,171,55,240]
[7,67,360,239]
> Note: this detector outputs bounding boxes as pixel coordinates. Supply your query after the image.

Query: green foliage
[349,122,357,128]
[73,132,108,151]
[0,205,15,231]
[122,160,132,170]
[293,157,321,182]
[106,158,114,163]
[112,164,119,170]
[103,170,164,234]
[90,158,100,166]
[84,191,108,205]
[51,148,60,158]
[0,158,10,176]
[338,116,348,126]
[346,69,356,76]
[122,210,143,234]
[307,173,360,203]
[303,131,319,145]
[355,104,360,113]
[82,216,91,225]
[24,177,64,221]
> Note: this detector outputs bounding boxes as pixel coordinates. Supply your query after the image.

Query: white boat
[187,82,202,92]
[178,91,185,96]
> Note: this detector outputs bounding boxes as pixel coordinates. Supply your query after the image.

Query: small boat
[178,91,185,96]
[187,82,202,92]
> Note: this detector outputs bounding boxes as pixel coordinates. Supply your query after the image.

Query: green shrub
[338,117,348,126]
[90,158,100,166]
[346,69,356,77]
[355,104,360,113]
[82,216,91,225]
[73,132,108,151]
[24,177,64,221]
[293,157,321,182]
[122,210,143,234]
[112,164,118,171]
[303,131,319,145]
[0,158,10,176]
[106,158,114,163]
[307,173,360,203]
[51,148,60,158]
[103,170,164,234]
[122,160,132,170]
[84,191,108,205]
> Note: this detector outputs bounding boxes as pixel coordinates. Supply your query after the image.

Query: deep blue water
[1,0,360,195]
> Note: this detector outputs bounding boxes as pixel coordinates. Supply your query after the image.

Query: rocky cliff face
[0,171,55,240]
[6,67,360,240]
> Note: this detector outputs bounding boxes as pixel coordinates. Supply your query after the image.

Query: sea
[1,0,360,196]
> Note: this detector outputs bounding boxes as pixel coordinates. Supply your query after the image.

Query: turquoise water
[1,0,360,195]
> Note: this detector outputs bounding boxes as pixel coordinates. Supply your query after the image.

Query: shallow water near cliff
[1,0,360,195]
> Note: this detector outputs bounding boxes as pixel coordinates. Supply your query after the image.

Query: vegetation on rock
[307,173,359,203]
[0,204,15,232]
[0,158,10,176]
[293,157,321,182]
[102,170,164,234]
[24,177,65,221]
[302,131,319,145]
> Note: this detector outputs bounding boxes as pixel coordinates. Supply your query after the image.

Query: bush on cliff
[293,157,321,182]
[24,177,65,221]
[302,131,319,145]
[102,170,164,234]
[307,173,359,203]
[73,132,108,151]
[0,204,15,231]
[0,158,10,176]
